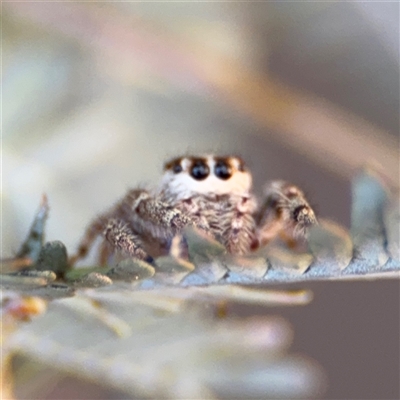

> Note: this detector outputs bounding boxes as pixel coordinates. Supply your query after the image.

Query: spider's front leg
[71,189,212,266]
[103,218,153,263]
[134,193,210,234]
[255,180,317,248]
[120,190,212,259]
[139,194,215,258]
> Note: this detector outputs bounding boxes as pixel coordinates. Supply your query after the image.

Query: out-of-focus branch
[199,60,399,182]
[5,2,398,181]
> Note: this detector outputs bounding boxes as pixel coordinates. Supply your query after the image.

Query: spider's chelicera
[70,155,317,265]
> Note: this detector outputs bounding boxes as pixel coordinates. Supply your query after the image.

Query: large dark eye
[214,159,232,180]
[164,157,182,173]
[190,159,209,180]
[172,162,182,174]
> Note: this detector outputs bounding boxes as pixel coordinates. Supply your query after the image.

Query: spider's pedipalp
[222,206,257,254]
[203,194,257,255]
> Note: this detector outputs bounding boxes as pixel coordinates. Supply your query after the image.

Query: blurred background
[2,2,399,399]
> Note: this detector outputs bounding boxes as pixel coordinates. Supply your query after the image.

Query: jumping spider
[70,155,317,266]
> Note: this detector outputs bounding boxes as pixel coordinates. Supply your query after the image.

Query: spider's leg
[256,217,283,248]
[98,240,113,266]
[135,196,216,259]
[104,218,152,262]
[69,215,107,265]
[115,189,210,241]
[256,180,317,248]
[169,234,189,259]
[135,195,209,233]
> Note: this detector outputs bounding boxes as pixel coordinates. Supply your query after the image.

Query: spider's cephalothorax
[70,155,317,265]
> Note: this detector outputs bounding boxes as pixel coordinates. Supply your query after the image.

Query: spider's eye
[190,159,209,180]
[164,157,182,173]
[214,159,232,180]
[172,163,182,173]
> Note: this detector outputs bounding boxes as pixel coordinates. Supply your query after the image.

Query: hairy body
[70,155,316,265]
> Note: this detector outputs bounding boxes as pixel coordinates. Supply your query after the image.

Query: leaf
[6,289,325,399]
[350,166,389,267]
[16,194,49,264]
[309,219,353,270]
